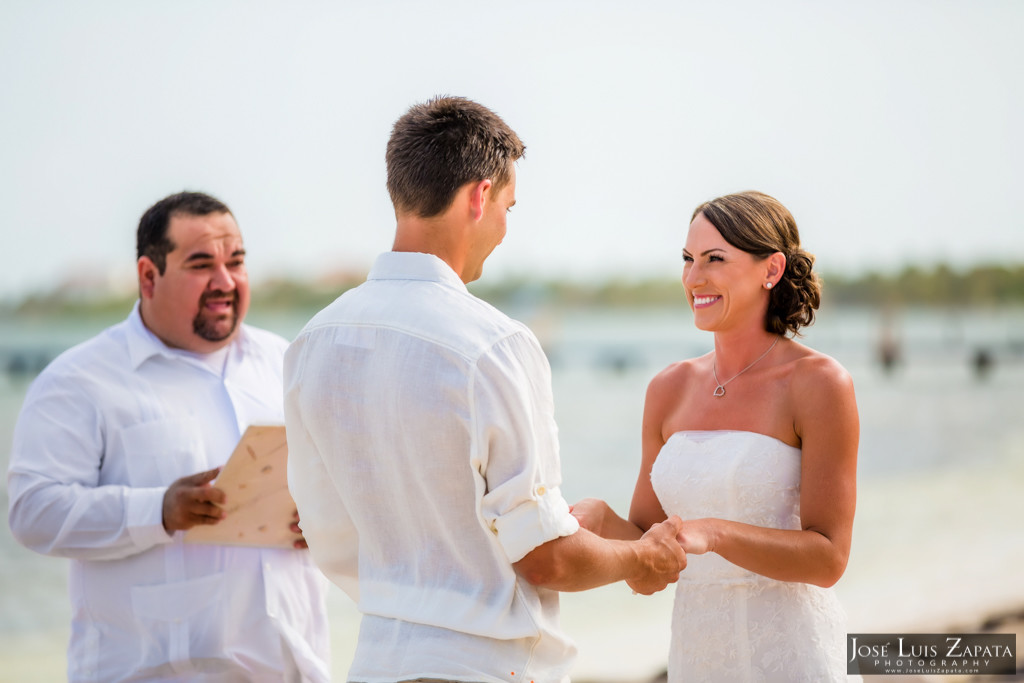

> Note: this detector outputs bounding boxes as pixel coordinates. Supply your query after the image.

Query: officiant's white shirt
[8,304,330,682]
[285,252,581,683]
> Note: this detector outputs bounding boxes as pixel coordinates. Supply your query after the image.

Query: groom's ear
[467,179,493,222]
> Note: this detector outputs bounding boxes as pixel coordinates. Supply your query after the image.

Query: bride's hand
[677,519,717,555]
[569,498,610,536]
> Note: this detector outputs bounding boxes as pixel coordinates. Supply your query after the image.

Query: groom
[284,95,686,682]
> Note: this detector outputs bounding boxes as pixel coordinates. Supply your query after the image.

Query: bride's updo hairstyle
[692,191,822,337]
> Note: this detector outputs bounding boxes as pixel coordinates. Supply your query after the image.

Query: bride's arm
[572,367,678,541]
[570,498,643,540]
[679,355,859,588]
[626,367,675,534]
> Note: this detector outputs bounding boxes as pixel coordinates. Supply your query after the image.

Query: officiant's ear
[138,256,159,298]
[764,252,786,289]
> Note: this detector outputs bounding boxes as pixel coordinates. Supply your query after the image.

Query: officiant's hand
[290,509,308,550]
[627,515,687,595]
[162,467,226,533]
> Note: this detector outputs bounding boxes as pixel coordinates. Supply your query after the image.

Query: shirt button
[535,485,546,496]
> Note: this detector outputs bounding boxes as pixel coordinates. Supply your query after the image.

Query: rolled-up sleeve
[473,331,580,563]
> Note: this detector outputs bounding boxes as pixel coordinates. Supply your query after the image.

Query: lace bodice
[650,430,851,682]
[653,430,800,525]
[653,430,801,582]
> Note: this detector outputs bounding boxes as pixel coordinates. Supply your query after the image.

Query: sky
[1,1,1022,301]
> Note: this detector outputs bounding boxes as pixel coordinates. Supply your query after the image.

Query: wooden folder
[184,424,302,549]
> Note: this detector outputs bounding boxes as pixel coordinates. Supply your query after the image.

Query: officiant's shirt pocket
[130,572,227,668]
[118,418,205,487]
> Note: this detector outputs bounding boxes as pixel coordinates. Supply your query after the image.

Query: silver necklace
[712,336,780,397]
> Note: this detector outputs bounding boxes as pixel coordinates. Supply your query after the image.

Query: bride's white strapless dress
[651,430,850,682]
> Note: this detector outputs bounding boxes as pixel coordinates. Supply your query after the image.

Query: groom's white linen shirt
[7,303,330,683]
[285,251,581,683]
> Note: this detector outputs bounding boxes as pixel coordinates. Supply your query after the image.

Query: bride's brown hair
[692,191,822,337]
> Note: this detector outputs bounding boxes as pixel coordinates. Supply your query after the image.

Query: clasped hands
[161,467,308,549]
[571,497,712,595]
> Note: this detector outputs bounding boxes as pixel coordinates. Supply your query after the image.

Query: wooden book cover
[184,424,302,549]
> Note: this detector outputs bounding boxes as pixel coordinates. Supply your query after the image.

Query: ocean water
[2,304,1023,682]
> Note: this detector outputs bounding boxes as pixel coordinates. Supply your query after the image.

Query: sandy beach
[0,600,1019,682]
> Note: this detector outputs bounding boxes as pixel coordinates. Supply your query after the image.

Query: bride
[574,191,859,682]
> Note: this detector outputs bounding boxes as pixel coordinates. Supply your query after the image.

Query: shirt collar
[367,251,468,293]
[126,300,247,371]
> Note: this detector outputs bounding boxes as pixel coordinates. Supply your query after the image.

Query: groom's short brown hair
[386,96,525,218]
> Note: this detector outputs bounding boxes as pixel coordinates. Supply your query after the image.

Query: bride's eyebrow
[682,248,726,257]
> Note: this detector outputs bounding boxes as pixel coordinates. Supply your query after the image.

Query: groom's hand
[626,515,687,595]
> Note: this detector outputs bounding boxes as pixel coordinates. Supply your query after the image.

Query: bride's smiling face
[682,212,770,333]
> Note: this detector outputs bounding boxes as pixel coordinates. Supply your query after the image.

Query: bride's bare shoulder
[647,353,710,398]
[788,344,855,397]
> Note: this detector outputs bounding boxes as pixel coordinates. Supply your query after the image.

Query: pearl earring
[765,282,773,289]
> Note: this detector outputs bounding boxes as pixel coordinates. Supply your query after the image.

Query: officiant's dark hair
[692,191,822,337]
[386,96,525,218]
[137,191,232,274]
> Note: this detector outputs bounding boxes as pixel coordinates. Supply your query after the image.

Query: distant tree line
[5,262,1024,319]
[821,263,1024,308]
[470,263,1024,310]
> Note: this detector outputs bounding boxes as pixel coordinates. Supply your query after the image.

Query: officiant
[7,191,331,683]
